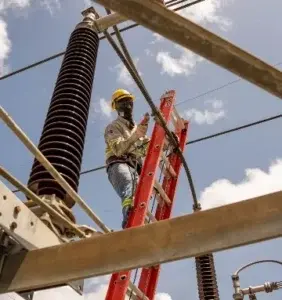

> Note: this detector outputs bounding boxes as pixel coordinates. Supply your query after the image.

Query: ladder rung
[146,210,157,222]
[128,282,149,300]
[154,180,171,205]
[172,106,185,130]
[160,152,177,178]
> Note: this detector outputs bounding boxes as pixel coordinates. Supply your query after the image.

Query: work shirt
[104,116,149,170]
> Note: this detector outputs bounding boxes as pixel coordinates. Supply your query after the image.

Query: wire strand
[175,62,282,107]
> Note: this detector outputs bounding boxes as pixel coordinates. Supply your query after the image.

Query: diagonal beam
[93,0,282,100]
[1,191,282,293]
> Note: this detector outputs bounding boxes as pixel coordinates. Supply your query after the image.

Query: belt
[106,154,142,175]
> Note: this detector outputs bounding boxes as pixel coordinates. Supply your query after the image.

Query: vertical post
[138,120,189,299]
[105,90,176,300]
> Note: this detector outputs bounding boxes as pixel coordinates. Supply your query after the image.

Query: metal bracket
[0,180,84,296]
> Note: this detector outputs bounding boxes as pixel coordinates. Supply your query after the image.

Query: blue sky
[1,0,282,299]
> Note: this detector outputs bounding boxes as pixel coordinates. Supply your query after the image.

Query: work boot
[122,205,132,229]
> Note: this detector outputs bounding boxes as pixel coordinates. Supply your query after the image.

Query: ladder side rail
[138,121,189,299]
[105,90,176,300]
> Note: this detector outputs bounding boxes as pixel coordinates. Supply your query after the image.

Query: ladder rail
[105,91,176,300]
[138,121,189,299]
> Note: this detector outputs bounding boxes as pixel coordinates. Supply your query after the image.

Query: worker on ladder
[104,89,150,229]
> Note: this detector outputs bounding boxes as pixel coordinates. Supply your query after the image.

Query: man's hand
[135,113,150,138]
[140,112,150,125]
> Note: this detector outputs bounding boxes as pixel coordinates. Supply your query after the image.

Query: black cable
[0,51,65,81]
[187,114,282,145]
[80,165,106,175]
[166,0,180,5]
[176,62,282,107]
[0,0,202,81]
[173,0,205,11]
[11,113,280,194]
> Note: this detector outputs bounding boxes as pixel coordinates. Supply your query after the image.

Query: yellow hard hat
[111,89,135,110]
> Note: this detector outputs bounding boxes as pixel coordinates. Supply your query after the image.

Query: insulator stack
[28,25,99,208]
[196,253,220,300]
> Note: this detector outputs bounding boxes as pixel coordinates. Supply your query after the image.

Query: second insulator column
[196,254,220,300]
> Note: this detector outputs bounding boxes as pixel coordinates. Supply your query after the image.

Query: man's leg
[107,163,139,228]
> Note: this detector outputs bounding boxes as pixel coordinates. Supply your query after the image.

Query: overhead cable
[176,62,282,107]
[188,114,282,145]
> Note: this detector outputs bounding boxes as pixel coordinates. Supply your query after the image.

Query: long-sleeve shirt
[104,116,149,168]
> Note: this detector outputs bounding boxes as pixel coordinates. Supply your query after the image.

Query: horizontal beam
[1,191,282,293]
[95,12,128,32]
[93,0,282,100]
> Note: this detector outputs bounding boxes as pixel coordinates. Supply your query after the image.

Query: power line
[0,0,202,82]
[175,61,282,107]
[11,113,281,193]
[187,114,282,145]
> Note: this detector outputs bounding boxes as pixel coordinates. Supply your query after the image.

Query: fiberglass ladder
[106,90,189,300]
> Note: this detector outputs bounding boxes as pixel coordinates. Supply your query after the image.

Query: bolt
[120,275,127,280]
[10,222,17,231]
[14,206,21,215]
[3,195,7,200]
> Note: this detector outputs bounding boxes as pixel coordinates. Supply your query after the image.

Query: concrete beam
[1,191,282,293]
[94,0,282,100]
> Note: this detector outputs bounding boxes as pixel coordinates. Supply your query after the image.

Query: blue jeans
[107,163,139,227]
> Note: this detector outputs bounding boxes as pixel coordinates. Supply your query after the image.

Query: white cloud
[0,0,62,75]
[40,0,61,16]
[178,0,232,31]
[206,99,224,109]
[156,292,173,300]
[183,99,226,125]
[150,32,165,44]
[113,58,142,86]
[200,159,282,210]
[153,0,233,77]
[156,47,204,77]
[90,97,113,122]
[0,0,31,75]
[0,0,30,11]
[99,98,112,118]
[0,18,11,75]
[145,48,153,57]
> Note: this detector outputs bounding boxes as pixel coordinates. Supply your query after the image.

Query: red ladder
[105,90,189,300]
